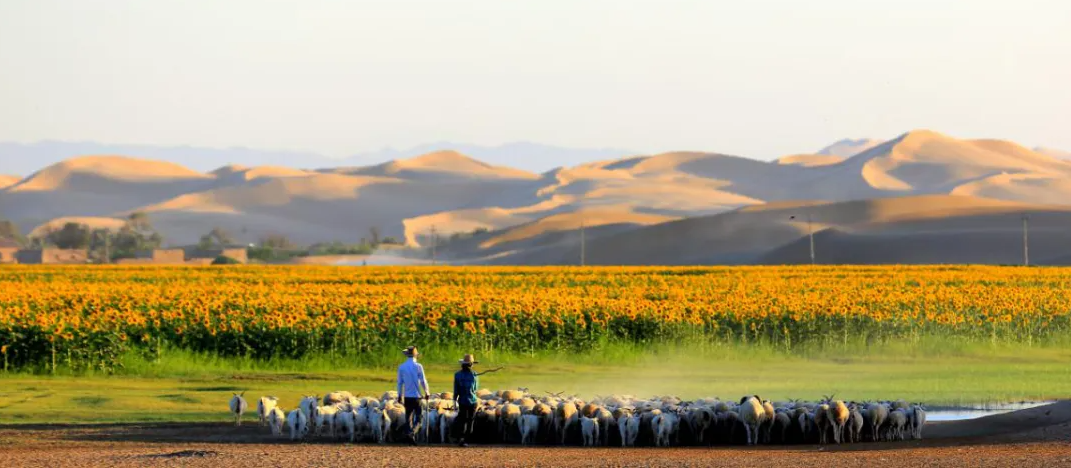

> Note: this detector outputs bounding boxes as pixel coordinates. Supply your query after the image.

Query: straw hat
[403,346,419,357]
[458,354,479,365]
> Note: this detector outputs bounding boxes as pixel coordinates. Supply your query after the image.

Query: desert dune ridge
[5,130,1071,265]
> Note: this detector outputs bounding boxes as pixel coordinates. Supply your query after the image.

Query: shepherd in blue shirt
[397,346,431,445]
[452,353,501,447]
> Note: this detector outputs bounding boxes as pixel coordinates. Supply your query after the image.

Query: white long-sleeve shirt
[397,357,430,399]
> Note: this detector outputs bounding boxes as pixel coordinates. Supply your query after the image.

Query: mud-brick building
[188,248,249,264]
[15,249,89,264]
[0,238,18,264]
[116,249,188,265]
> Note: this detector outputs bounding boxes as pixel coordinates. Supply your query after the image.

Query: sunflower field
[1,265,1069,373]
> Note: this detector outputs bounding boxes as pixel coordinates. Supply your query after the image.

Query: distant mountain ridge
[4,129,1071,266]
[817,138,883,158]
[0,140,635,176]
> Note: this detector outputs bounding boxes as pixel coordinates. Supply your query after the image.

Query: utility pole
[807,213,815,265]
[580,221,586,266]
[429,225,437,266]
[1022,213,1030,266]
[790,214,816,265]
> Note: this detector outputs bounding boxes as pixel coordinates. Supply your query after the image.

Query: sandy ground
[1,403,1069,467]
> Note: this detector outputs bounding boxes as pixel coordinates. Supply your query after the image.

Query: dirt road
[2,402,1069,467]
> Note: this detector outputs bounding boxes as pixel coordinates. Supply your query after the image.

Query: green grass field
[2,341,1068,424]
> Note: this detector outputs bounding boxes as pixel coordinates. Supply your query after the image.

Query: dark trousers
[404,398,423,438]
[454,403,477,440]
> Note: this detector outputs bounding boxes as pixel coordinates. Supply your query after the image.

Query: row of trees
[27,212,164,262]
[0,215,409,263]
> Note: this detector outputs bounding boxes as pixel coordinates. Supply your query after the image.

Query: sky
[0,0,1068,162]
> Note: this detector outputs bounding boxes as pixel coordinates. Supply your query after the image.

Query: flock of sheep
[228,389,927,447]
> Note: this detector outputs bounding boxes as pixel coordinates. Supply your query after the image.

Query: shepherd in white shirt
[397,345,431,445]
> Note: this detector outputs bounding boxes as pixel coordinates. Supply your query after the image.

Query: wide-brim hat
[403,346,419,357]
[459,354,479,365]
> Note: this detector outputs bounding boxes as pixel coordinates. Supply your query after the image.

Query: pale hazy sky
[1,0,1068,160]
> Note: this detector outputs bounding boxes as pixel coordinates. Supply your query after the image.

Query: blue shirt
[453,369,479,406]
[397,358,430,399]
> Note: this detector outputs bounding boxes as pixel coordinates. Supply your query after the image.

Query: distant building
[15,249,89,264]
[188,248,248,264]
[5,246,249,266]
[115,248,247,265]
[116,249,188,265]
[0,239,18,263]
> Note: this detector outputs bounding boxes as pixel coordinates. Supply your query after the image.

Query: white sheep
[498,403,522,443]
[867,403,890,442]
[653,412,679,447]
[370,408,389,444]
[826,400,850,444]
[257,396,278,426]
[847,407,865,443]
[386,405,407,442]
[229,392,248,427]
[352,406,372,442]
[797,410,815,443]
[287,409,309,441]
[910,406,927,440]
[689,407,716,446]
[580,416,600,447]
[556,401,579,445]
[759,400,776,443]
[738,396,766,446]
[519,414,540,446]
[267,407,286,437]
[887,409,908,441]
[771,411,792,444]
[323,391,355,406]
[315,405,342,438]
[814,403,831,444]
[335,406,358,442]
[619,414,640,447]
[299,395,319,420]
[595,407,615,447]
[439,410,459,444]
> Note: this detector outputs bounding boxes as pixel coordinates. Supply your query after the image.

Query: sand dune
[329,150,539,181]
[775,154,844,167]
[211,164,313,183]
[12,155,209,191]
[789,130,1071,201]
[758,198,1071,265]
[461,195,1058,266]
[0,174,19,190]
[7,132,1071,266]
[435,206,677,265]
[950,172,1071,205]
[0,156,215,231]
[856,131,1071,191]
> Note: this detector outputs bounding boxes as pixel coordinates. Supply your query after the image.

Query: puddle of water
[926,401,1056,422]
